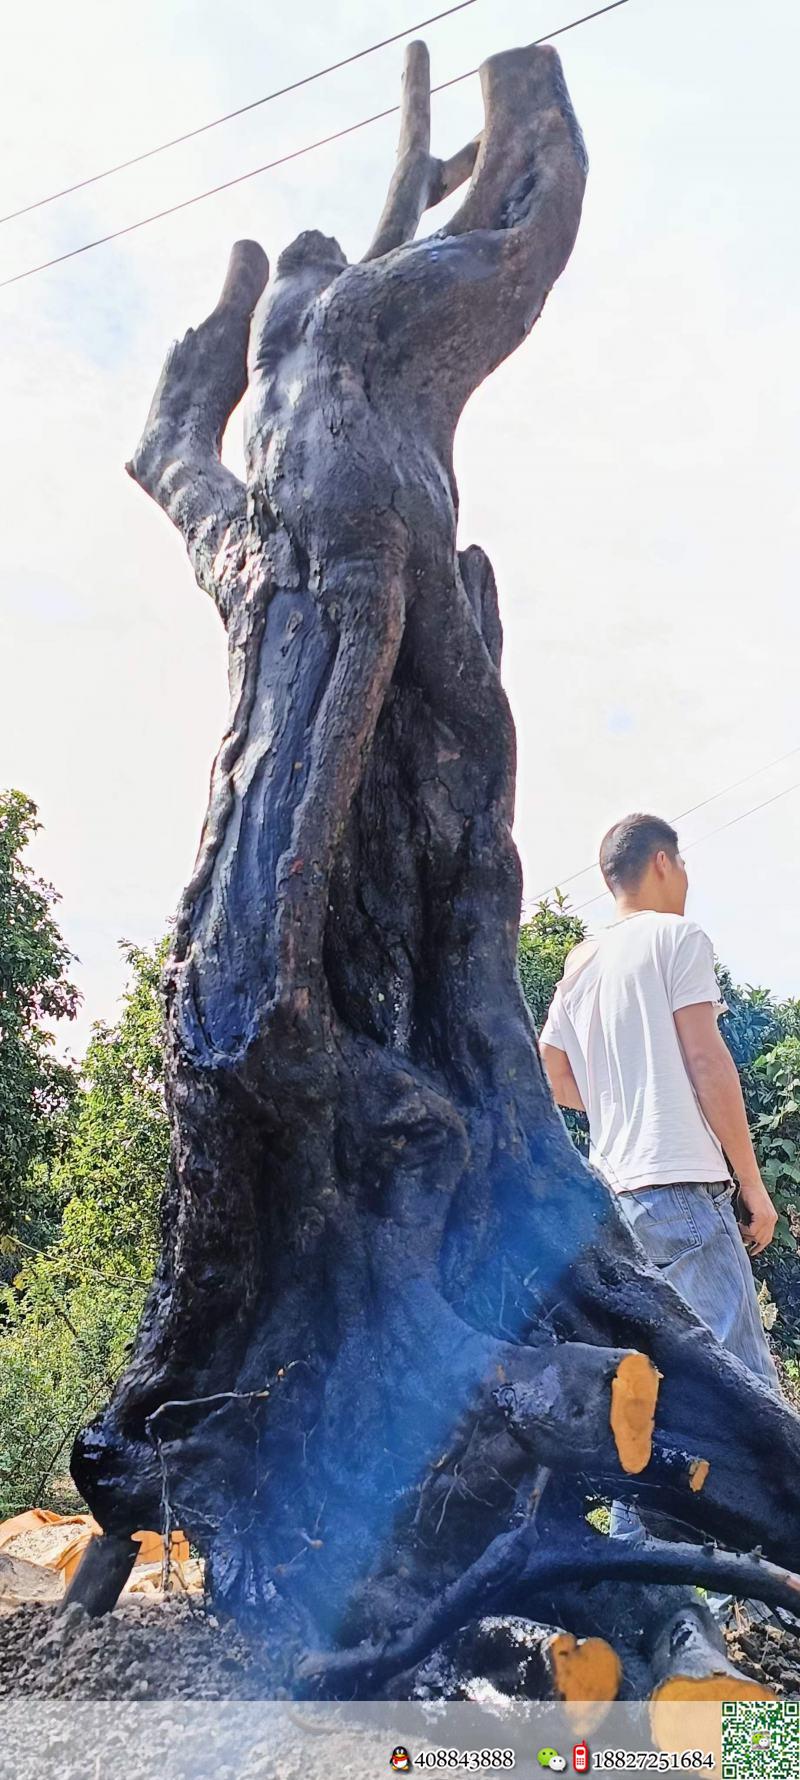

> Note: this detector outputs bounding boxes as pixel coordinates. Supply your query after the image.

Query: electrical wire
[5,0,789,931]
[5,10,791,950]
[529,742,800,905]
[570,777,800,917]
[0,0,631,291]
[0,0,480,227]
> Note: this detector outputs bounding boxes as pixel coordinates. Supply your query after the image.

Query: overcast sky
[1,0,798,1055]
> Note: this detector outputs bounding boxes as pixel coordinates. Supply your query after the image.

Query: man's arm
[540,1042,586,1113]
[673,1002,777,1254]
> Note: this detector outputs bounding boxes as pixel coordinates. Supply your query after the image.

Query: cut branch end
[610,1352,661,1475]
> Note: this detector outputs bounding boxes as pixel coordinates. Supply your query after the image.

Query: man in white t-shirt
[539,811,778,1392]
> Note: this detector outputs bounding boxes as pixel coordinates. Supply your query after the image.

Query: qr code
[721,1701,799,1778]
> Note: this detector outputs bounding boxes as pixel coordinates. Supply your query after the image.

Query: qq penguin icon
[390,1749,412,1772]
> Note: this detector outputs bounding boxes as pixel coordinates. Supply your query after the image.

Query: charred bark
[69,39,800,1696]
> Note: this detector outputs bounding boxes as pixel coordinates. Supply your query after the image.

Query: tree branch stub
[126,238,268,613]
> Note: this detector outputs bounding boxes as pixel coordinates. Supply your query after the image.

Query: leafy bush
[748,1038,800,1251]
[0,1267,146,1519]
[718,971,800,1253]
[717,968,786,1071]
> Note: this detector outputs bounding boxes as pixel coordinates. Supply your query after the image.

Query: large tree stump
[69,38,800,1695]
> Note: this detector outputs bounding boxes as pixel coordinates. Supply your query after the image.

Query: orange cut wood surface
[650,1676,775,1764]
[609,1352,661,1474]
[0,1510,190,1587]
[549,1631,622,1702]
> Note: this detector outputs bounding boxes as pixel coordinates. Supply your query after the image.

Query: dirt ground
[0,1596,283,1700]
[727,1611,800,1696]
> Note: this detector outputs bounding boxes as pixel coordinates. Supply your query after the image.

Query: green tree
[518,892,589,1151]
[55,941,169,1282]
[0,790,79,1245]
[0,941,167,1516]
[517,890,587,1030]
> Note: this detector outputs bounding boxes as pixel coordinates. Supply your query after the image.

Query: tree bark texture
[71,41,800,1696]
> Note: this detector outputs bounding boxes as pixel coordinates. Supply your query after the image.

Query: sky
[1,0,798,1056]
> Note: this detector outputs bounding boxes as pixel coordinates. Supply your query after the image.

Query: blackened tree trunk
[71,41,800,1696]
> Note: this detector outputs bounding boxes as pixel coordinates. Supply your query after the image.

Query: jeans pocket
[635,1185,704,1268]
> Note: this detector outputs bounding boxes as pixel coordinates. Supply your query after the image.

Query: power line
[570,777,800,917]
[0,104,405,290]
[0,1,480,227]
[0,1,632,292]
[529,742,800,905]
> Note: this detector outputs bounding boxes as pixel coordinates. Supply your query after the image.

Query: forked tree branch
[127,238,268,616]
[364,41,479,260]
[447,42,588,245]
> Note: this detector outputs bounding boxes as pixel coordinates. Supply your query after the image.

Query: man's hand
[736,1178,778,1255]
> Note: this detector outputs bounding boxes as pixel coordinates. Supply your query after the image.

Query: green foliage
[518,892,589,1151]
[0,1268,145,1519]
[54,941,169,1282]
[0,790,79,1244]
[748,1038,800,1251]
[717,967,785,1072]
[717,971,800,1253]
[0,941,167,1516]
[517,890,587,1030]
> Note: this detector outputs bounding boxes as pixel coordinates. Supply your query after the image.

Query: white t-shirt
[539,911,729,1193]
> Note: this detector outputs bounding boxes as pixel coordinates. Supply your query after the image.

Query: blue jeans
[609,1180,779,1541]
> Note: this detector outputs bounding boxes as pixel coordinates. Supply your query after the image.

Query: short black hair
[599,813,679,894]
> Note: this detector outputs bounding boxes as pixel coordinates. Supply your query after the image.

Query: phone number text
[412,1753,515,1770]
[593,1754,714,1769]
